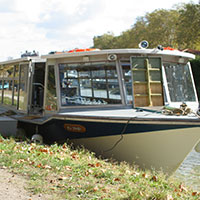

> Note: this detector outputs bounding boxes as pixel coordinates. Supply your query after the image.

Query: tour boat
[0,43,200,174]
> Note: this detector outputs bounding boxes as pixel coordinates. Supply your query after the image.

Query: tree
[93,3,200,50]
[93,33,116,49]
[175,3,200,49]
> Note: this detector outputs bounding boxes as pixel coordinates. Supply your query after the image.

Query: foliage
[93,2,200,50]
[93,33,116,49]
[0,136,199,200]
[176,3,200,49]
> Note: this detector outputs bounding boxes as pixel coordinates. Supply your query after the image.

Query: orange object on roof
[68,48,99,53]
[163,47,176,51]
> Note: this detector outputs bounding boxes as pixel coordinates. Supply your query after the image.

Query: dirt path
[0,167,48,200]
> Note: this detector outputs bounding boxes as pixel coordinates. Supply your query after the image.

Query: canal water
[175,149,200,191]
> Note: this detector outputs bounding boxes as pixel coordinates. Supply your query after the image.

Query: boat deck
[1,106,200,125]
[57,107,200,123]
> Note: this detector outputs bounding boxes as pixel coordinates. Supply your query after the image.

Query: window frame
[162,61,198,110]
[58,60,125,108]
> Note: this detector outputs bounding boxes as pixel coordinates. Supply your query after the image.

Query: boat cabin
[0,48,197,115]
[0,57,46,114]
[42,48,198,113]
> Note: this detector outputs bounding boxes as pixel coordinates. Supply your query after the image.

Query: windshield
[164,63,196,102]
[59,62,122,106]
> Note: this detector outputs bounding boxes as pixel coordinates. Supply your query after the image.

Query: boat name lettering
[64,124,86,133]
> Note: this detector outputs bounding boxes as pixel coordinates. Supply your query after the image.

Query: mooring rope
[103,117,133,153]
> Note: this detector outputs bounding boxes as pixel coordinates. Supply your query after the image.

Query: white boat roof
[42,48,195,60]
[0,56,46,65]
[0,48,195,65]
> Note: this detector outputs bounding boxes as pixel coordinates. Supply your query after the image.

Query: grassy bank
[0,137,199,200]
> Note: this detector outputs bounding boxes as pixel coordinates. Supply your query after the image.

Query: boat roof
[0,56,46,65]
[42,48,195,60]
[0,48,195,65]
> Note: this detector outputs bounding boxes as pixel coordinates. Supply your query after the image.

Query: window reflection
[122,63,133,104]
[59,62,121,106]
[0,80,3,103]
[45,65,57,111]
[3,80,13,105]
[13,80,19,106]
[19,64,28,110]
[0,63,28,110]
[3,65,14,78]
[164,63,196,102]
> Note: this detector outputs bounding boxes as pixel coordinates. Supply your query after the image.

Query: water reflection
[175,149,200,191]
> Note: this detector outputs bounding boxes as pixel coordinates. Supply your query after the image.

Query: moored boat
[0,44,199,174]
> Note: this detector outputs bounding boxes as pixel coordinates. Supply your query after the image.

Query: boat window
[122,64,132,104]
[3,65,14,78]
[164,63,196,102]
[45,65,57,111]
[0,65,19,106]
[0,67,3,78]
[13,80,19,106]
[3,80,13,105]
[14,65,19,78]
[18,64,28,111]
[0,80,2,103]
[59,62,121,106]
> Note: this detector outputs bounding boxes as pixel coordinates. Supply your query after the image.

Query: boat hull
[39,117,200,174]
[70,127,200,174]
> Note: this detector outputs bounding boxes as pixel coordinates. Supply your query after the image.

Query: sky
[0,0,199,61]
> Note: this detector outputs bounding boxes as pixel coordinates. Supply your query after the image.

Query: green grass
[0,136,199,200]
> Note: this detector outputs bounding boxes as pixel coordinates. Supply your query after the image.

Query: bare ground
[0,167,50,200]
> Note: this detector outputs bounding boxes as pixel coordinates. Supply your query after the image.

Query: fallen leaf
[64,166,72,171]
[132,172,140,176]
[88,163,95,168]
[151,175,158,182]
[58,177,68,181]
[71,152,78,159]
[142,173,148,178]
[165,194,173,200]
[177,192,181,197]
[192,192,197,196]
[118,188,126,193]
[37,164,42,168]
[138,191,144,196]
[179,184,188,192]
[85,171,90,176]
[29,161,35,165]
[16,159,26,164]
[102,188,109,193]
[42,165,51,169]
[95,162,102,167]
[39,148,49,153]
[93,186,98,192]
[49,180,55,184]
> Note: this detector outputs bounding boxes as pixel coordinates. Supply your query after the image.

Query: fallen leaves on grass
[70,152,79,160]
[179,184,188,192]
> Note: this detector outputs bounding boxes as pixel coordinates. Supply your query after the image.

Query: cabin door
[29,62,45,114]
[130,57,164,107]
